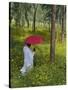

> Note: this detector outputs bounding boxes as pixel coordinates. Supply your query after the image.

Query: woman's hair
[26,43,31,47]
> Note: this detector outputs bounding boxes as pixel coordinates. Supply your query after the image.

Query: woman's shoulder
[23,45,32,53]
[23,45,29,51]
[23,45,27,49]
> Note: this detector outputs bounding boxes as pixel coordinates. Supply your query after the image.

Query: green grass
[10,26,66,88]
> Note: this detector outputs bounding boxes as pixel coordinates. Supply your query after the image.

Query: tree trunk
[61,6,66,43]
[49,17,51,32]
[50,5,56,62]
[32,5,37,32]
[25,10,29,28]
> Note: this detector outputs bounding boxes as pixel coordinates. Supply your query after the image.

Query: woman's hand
[33,48,36,56]
[33,48,36,51]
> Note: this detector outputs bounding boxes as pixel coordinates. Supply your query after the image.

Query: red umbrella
[25,35,44,45]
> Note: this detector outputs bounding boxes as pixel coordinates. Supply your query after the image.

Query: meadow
[10,25,66,88]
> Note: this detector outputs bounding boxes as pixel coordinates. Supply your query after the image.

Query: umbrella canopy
[25,35,44,45]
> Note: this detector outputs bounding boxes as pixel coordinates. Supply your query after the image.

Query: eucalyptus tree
[10,2,32,27]
[56,5,62,25]
[50,5,56,62]
[22,3,32,28]
[41,4,52,31]
[10,2,24,27]
[61,5,66,43]
[56,5,66,43]
[32,4,38,32]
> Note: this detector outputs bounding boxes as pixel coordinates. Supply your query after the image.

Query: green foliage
[10,26,66,88]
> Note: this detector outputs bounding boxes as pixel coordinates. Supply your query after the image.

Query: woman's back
[23,45,34,66]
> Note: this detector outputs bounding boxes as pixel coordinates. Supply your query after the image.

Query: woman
[20,43,35,75]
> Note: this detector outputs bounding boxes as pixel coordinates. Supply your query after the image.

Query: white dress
[20,45,35,75]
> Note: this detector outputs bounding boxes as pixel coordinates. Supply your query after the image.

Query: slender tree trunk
[49,17,51,32]
[61,6,66,43]
[50,5,56,62]
[32,5,38,32]
[25,10,29,28]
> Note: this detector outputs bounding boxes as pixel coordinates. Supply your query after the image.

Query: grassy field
[10,26,66,88]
